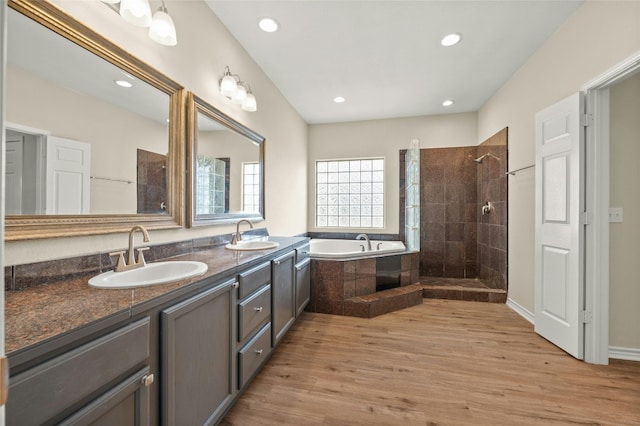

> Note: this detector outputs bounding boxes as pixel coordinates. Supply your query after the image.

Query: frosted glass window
[316,158,384,228]
[196,156,227,215]
[242,162,260,212]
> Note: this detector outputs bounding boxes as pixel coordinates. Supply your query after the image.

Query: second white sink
[225,240,280,251]
[89,261,208,289]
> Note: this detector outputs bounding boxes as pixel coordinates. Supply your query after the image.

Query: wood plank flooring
[221,299,640,425]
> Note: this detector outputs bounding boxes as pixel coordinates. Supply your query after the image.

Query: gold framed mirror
[5,0,184,240]
[186,92,265,227]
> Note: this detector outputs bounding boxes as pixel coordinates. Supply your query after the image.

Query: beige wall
[609,72,640,349]
[5,0,308,265]
[478,0,640,319]
[308,113,478,234]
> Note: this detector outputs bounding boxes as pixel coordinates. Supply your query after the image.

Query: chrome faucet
[109,225,150,272]
[355,233,371,251]
[231,219,254,245]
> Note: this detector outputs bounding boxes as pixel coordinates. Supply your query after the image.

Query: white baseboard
[609,346,640,362]
[506,297,535,325]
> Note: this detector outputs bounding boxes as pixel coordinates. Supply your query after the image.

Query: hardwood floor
[221,299,640,425]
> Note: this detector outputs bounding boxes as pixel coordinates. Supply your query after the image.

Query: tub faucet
[231,219,254,244]
[355,233,371,251]
[110,225,150,272]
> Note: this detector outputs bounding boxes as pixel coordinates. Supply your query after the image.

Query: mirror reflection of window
[242,162,260,212]
[196,156,230,214]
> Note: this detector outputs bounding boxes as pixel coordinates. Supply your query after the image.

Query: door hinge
[581,113,593,127]
[580,310,593,324]
[581,212,591,225]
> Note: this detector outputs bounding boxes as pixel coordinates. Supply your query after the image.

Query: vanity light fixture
[149,1,178,46]
[442,99,454,107]
[441,33,462,47]
[219,66,258,112]
[119,0,152,27]
[102,0,178,46]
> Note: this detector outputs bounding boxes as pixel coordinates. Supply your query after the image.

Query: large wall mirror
[186,92,265,227]
[4,0,184,240]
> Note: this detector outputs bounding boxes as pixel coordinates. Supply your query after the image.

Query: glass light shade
[220,75,238,97]
[149,8,177,46]
[101,0,121,4]
[231,84,247,104]
[242,93,257,112]
[120,0,152,27]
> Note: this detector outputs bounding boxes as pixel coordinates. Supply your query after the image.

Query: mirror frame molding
[5,0,185,241]
[186,92,265,227]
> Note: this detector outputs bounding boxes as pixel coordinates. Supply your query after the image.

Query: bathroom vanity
[5,236,310,425]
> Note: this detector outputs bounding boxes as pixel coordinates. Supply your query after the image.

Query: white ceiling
[205,0,583,124]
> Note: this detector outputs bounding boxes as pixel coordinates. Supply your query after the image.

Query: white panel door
[5,137,23,215]
[534,92,585,359]
[45,136,91,214]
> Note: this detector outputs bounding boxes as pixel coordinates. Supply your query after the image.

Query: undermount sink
[88,261,208,289]
[225,240,280,251]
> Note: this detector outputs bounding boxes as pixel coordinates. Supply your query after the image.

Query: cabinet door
[272,251,296,346]
[161,279,236,426]
[58,367,152,426]
[295,258,311,317]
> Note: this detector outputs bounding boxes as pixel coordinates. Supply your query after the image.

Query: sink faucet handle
[136,247,150,266]
[109,251,127,271]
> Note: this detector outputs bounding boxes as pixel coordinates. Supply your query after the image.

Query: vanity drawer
[7,318,150,425]
[296,243,310,263]
[238,323,272,389]
[238,261,271,299]
[238,285,271,342]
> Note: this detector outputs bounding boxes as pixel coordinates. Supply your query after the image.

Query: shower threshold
[420,277,506,303]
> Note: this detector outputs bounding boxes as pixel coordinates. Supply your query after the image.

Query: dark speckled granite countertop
[5,236,307,355]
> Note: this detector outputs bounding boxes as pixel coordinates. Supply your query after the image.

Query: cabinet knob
[232,281,239,289]
[141,374,155,387]
[273,260,281,265]
[254,349,263,355]
[254,306,263,312]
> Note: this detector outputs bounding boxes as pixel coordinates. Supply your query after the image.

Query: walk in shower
[400,128,508,301]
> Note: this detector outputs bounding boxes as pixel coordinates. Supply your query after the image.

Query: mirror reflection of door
[5,129,90,215]
[6,135,24,214]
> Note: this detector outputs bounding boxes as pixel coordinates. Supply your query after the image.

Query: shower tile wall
[420,147,478,278]
[477,129,508,289]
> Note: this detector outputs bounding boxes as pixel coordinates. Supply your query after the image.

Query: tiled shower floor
[420,277,507,303]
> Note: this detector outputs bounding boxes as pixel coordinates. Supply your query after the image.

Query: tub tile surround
[307,251,422,318]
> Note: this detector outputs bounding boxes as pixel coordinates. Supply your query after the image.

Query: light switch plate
[609,207,623,223]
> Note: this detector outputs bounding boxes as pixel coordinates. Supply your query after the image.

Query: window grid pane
[316,158,384,228]
[242,162,260,212]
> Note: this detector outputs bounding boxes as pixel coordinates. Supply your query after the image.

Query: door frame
[582,50,640,364]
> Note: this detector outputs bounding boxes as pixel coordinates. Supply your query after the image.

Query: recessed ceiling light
[441,33,462,47]
[259,17,279,33]
[333,96,345,103]
[442,99,454,107]
[115,80,133,88]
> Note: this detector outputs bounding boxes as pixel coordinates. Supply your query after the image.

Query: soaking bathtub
[308,238,407,260]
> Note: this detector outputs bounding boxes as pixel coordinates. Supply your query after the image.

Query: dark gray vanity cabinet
[237,262,272,389]
[295,244,311,317]
[271,250,296,346]
[161,278,237,426]
[7,318,152,426]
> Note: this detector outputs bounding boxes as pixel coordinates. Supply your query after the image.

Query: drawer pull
[254,306,263,312]
[141,373,155,387]
[254,349,264,355]
[273,260,281,265]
